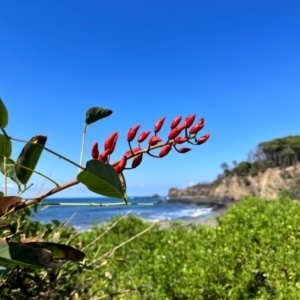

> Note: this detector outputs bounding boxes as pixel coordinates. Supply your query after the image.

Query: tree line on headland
[219,135,300,177]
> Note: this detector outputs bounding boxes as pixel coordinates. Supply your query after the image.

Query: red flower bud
[197,133,210,145]
[114,155,127,173]
[98,149,110,162]
[177,147,191,153]
[91,142,99,159]
[148,136,162,146]
[107,133,119,154]
[159,144,172,157]
[189,124,204,135]
[168,126,185,140]
[125,147,141,157]
[127,124,140,142]
[154,117,166,133]
[132,154,143,168]
[184,114,196,128]
[170,116,182,129]
[137,131,151,143]
[105,132,118,151]
[175,137,188,144]
[198,118,204,126]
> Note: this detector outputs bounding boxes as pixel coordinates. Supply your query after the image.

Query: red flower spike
[138,131,151,143]
[107,133,119,155]
[154,117,166,133]
[132,154,143,168]
[184,114,196,128]
[148,136,162,146]
[168,126,185,140]
[125,147,141,157]
[197,133,211,145]
[127,124,141,142]
[178,147,191,153]
[91,142,99,159]
[114,164,123,174]
[170,116,182,129]
[114,155,127,173]
[98,149,110,162]
[189,124,204,135]
[159,144,172,157]
[175,137,188,144]
[105,132,118,151]
[198,118,204,126]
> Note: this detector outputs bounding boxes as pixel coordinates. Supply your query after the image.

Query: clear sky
[1,0,300,198]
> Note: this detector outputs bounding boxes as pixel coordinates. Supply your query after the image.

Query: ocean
[32,197,216,231]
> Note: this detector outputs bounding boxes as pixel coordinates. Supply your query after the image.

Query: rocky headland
[167,163,300,208]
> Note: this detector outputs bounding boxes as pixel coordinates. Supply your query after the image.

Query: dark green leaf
[77,160,125,199]
[0,157,22,189]
[24,242,85,262]
[0,134,12,157]
[85,107,112,125]
[0,192,3,197]
[0,98,8,129]
[15,135,47,185]
[0,240,85,269]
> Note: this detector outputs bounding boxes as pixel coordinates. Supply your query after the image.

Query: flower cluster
[91,114,210,174]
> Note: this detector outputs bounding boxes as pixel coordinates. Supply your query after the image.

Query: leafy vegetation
[2,192,300,299]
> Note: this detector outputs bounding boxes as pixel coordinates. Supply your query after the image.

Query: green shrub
[2,192,300,299]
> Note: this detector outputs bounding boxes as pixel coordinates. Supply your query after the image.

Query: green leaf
[85,107,113,125]
[0,240,84,268]
[0,157,22,189]
[15,135,47,185]
[0,98,8,129]
[77,160,125,199]
[0,134,12,157]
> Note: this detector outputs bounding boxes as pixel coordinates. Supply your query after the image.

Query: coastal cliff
[168,163,300,201]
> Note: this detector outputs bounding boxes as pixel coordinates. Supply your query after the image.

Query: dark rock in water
[166,196,235,210]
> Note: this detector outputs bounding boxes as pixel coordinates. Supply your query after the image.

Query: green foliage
[77,159,127,200]
[85,106,113,125]
[15,135,48,185]
[2,194,300,298]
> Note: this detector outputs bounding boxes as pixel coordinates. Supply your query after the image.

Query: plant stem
[14,163,60,187]
[79,125,89,173]
[9,136,85,170]
[3,156,7,196]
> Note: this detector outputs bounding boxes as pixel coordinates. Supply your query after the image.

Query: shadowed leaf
[0,240,85,269]
[77,160,125,199]
[0,98,8,129]
[85,107,112,125]
[0,134,11,158]
[0,196,24,217]
[15,135,47,185]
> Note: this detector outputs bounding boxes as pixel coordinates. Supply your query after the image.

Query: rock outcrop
[168,164,300,201]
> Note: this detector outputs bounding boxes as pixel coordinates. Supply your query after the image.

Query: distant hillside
[168,135,300,200]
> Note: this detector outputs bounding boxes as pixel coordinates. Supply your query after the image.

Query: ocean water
[32,197,216,230]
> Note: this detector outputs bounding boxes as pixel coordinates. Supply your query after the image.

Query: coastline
[156,197,233,229]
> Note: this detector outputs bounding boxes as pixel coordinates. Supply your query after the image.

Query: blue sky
[1,0,300,198]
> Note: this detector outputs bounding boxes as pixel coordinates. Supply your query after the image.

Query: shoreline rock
[165,195,235,210]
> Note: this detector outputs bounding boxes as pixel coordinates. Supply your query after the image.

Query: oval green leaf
[85,107,113,125]
[77,160,125,199]
[0,98,8,129]
[0,157,22,189]
[0,134,12,157]
[15,135,47,185]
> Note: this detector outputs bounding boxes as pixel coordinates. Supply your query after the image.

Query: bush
[2,192,300,299]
